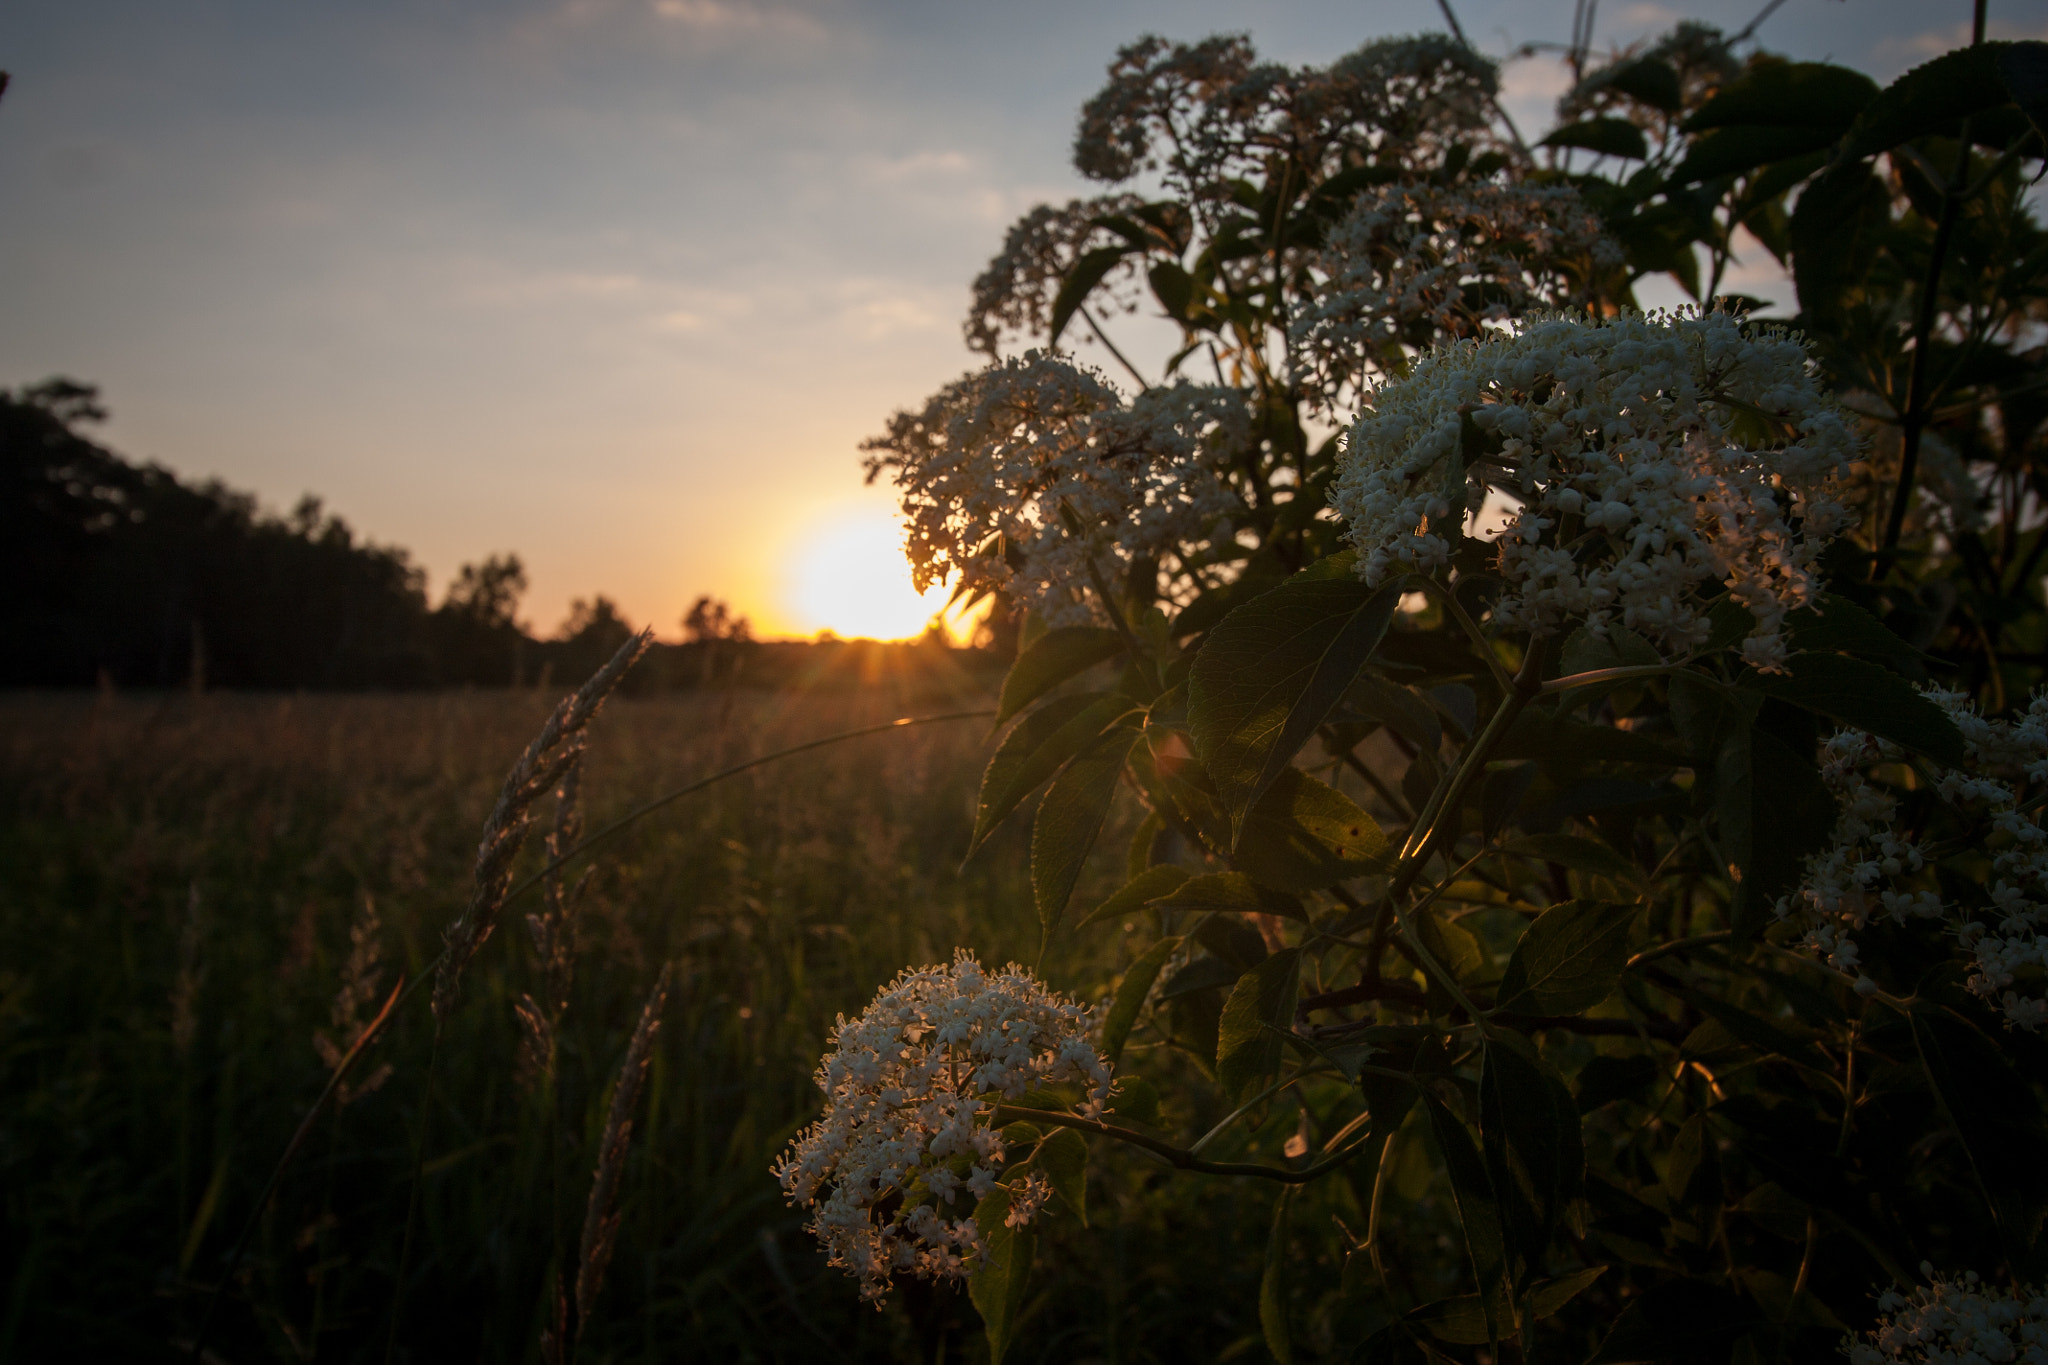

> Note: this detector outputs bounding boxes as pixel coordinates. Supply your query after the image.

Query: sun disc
[784,511,954,641]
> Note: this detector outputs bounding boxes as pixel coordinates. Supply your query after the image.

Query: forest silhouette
[0,378,999,694]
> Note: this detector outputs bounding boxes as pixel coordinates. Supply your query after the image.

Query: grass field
[0,682,1376,1363]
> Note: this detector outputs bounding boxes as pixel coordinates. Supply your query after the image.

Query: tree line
[1,379,999,693]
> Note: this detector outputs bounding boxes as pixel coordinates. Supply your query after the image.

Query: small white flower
[771,950,1113,1301]
[1329,310,1858,670]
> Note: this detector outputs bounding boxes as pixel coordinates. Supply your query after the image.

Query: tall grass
[0,682,1388,1362]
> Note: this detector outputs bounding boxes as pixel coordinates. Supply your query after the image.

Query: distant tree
[1,377,432,687]
[555,596,636,685]
[680,596,751,643]
[428,554,530,686]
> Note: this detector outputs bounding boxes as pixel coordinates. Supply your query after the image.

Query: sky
[2,0,2039,640]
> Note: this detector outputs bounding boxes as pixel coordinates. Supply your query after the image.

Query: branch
[992,1104,1378,1185]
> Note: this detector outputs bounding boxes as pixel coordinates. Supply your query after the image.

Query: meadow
[0,677,1357,1363]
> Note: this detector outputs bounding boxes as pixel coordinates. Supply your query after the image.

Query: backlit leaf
[1031,723,1142,937]
[1494,900,1637,1017]
[1102,936,1181,1066]
[1188,554,1402,840]
[997,627,1126,725]
[1217,948,1301,1101]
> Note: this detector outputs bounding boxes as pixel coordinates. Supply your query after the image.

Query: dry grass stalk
[574,960,673,1329]
[512,992,555,1098]
[434,629,651,1021]
[313,893,394,1107]
[529,756,591,1016]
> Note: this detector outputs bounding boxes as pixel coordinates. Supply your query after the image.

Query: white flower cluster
[1290,180,1620,414]
[1785,690,2048,1029]
[862,352,1250,627]
[1846,1270,2048,1364]
[1328,310,1858,670]
[771,950,1112,1301]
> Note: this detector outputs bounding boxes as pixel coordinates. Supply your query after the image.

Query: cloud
[866,150,973,182]
[647,0,828,41]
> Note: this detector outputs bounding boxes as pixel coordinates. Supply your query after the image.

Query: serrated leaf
[1188,554,1402,841]
[1747,651,1963,763]
[1048,244,1134,346]
[1672,124,1841,185]
[1684,59,1879,134]
[997,627,1126,725]
[1217,948,1301,1101]
[1102,936,1180,1066]
[1501,833,1646,891]
[1035,1126,1089,1227]
[1073,863,1192,931]
[972,692,1134,855]
[1542,116,1649,159]
[1031,723,1142,937]
[969,1185,1035,1364]
[1494,900,1637,1016]
[1841,41,2048,163]
[1527,1264,1607,1318]
[1232,767,1390,893]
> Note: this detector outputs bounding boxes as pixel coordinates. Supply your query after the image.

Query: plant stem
[992,1105,1382,1185]
[1881,115,1977,552]
[1414,575,1514,695]
[384,1024,443,1365]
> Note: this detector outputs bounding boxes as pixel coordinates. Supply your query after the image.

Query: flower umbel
[1844,1269,2048,1363]
[771,951,1112,1301]
[1784,689,2048,1030]
[1328,309,1857,670]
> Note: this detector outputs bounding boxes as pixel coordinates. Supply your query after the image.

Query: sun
[782,509,967,641]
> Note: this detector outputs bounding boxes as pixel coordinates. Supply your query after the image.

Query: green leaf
[1715,718,1836,939]
[1672,124,1841,185]
[1684,60,1879,134]
[997,626,1126,725]
[1501,833,1646,892]
[1217,948,1302,1101]
[1074,863,1191,931]
[1232,767,1391,893]
[1408,1267,1604,1346]
[1145,869,1302,920]
[1347,670,1442,752]
[1187,554,1402,841]
[1841,41,2048,162]
[1480,1038,1583,1267]
[1259,1189,1295,1365]
[1494,712,1684,766]
[972,692,1135,855]
[1911,1004,2048,1263]
[1048,245,1134,346]
[968,1185,1035,1364]
[1527,1265,1607,1319]
[1747,651,1963,763]
[1785,595,1922,668]
[1593,56,1682,113]
[1541,116,1649,159]
[1031,724,1142,938]
[1148,260,1196,321]
[1494,900,1637,1016]
[1035,1126,1089,1227]
[1790,164,1889,327]
[1105,1074,1161,1127]
[1421,1091,1509,1344]
[1103,937,1180,1067]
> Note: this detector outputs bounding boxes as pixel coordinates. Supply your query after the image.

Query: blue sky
[1,0,2034,637]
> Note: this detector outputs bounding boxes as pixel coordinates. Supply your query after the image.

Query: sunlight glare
[783,510,962,641]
